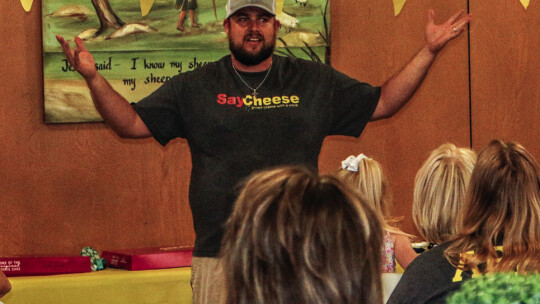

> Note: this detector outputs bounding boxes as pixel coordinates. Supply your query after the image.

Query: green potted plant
[447,272,540,304]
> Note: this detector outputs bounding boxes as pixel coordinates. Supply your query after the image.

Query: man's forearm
[86,73,150,138]
[374,45,436,120]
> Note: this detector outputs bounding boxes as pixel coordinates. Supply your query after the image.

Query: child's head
[448,140,540,272]
[336,154,392,220]
[413,143,476,244]
[222,166,384,304]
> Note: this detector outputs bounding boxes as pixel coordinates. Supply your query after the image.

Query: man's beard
[229,36,275,66]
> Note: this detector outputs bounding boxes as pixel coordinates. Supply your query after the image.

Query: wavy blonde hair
[413,143,477,244]
[221,166,384,304]
[336,156,408,236]
[445,140,540,273]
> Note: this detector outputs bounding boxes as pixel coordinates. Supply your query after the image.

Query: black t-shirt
[387,243,470,304]
[133,54,381,257]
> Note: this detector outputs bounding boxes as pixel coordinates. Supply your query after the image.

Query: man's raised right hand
[56,35,98,81]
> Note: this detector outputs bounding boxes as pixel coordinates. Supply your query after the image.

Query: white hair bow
[341,154,369,172]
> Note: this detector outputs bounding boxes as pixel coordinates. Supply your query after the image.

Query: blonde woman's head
[222,166,384,304]
[413,143,476,244]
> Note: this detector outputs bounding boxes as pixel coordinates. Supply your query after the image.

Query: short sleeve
[131,75,186,146]
[328,69,380,137]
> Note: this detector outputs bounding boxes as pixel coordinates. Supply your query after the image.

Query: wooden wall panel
[321,0,471,236]
[0,0,473,257]
[470,1,539,158]
[0,1,195,256]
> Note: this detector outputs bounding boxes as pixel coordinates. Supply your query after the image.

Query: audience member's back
[221,166,384,304]
[0,269,10,298]
[388,140,540,304]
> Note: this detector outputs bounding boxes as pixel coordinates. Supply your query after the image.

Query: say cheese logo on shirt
[216,93,300,110]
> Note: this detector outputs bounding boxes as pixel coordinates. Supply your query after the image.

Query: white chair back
[382,273,402,303]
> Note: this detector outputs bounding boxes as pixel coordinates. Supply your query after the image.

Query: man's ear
[223,18,230,36]
[275,19,280,30]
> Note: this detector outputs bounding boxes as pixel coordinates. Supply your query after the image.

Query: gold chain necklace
[231,61,272,97]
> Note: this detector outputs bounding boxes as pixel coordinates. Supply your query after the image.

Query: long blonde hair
[445,140,540,273]
[336,155,407,236]
[222,166,384,304]
[413,143,476,244]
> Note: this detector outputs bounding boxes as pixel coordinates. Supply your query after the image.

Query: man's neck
[231,55,273,72]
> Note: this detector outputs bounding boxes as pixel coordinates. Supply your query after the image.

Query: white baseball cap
[225,0,276,18]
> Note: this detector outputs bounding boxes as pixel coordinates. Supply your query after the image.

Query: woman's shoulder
[387,243,459,304]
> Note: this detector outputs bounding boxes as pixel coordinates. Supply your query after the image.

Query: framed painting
[42,0,330,123]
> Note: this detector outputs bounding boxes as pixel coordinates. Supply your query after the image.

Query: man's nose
[247,19,261,30]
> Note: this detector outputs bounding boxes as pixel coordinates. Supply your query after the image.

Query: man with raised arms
[56,1,471,302]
